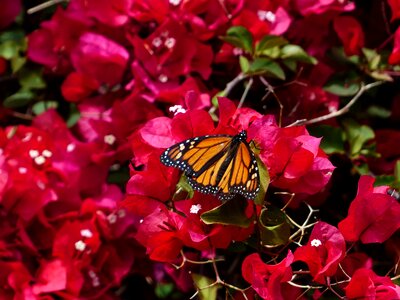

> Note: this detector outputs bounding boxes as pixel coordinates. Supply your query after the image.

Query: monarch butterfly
[160,130,260,201]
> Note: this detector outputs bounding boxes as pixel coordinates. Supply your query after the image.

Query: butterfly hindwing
[160,131,260,201]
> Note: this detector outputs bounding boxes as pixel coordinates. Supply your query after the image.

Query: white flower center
[152,37,162,48]
[34,156,46,165]
[257,10,276,23]
[75,240,86,251]
[158,74,168,83]
[104,134,116,145]
[67,143,76,152]
[311,239,322,247]
[190,204,202,214]
[42,149,52,158]
[18,167,27,174]
[169,105,187,115]
[29,149,39,158]
[169,0,181,5]
[164,37,176,49]
[80,229,93,238]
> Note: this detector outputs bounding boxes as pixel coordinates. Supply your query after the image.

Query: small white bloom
[80,229,93,238]
[164,37,176,49]
[190,204,202,214]
[152,37,162,48]
[108,214,117,224]
[104,134,116,145]
[75,240,86,251]
[257,10,276,23]
[42,149,53,158]
[169,105,187,115]
[34,155,46,166]
[29,149,39,158]
[18,167,27,174]
[67,143,76,152]
[169,0,181,6]
[311,239,322,247]
[158,74,168,83]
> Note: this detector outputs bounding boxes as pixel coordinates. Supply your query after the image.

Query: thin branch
[27,0,67,14]
[259,76,283,126]
[237,78,253,109]
[209,72,248,115]
[286,81,384,127]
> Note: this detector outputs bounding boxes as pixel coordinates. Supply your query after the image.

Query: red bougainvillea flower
[74,94,162,164]
[294,0,354,16]
[333,16,364,56]
[242,251,294,299]
[130,18,213,83]
[0,0,21,29]
[345,268,400,299]
[71,32,129,86]
[70,0,133,27]
[135,205,185,262]
[338,175,400,243]
[388,0,400,21]
[0,261,34,299]
[0,110,113,221]
[175,194,254,250]
[61,71,100,102]
[27,7,89,73]
[389,27,400,65]
[249,116,335,195]
[293,221,346,284]
[367,129,400,174]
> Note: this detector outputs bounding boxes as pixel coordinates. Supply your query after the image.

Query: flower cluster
[0,0,399,299]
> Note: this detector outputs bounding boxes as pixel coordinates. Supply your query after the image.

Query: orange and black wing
[160,132,260,201]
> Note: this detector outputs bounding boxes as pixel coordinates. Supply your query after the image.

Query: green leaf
[19,69,46,90]
[3,89,34,108]
[324,77,361,96]
[248,57,285,79]
[192,274,219,300]
[239,55,250,73]
[256,35,288,54]
[211,90,225,108]
[0,29,25,43]
[176,175,194,199]
[66,104,81,127]
[395,160,400,184]
[342,119,375,156]
[369,71,393,82]
[308,125,345,154]
[32,101,58,115]
[282,59,297,72]
[201,196,251,228]
[362,48,381,70]
[155,283,174,298]
[11,56,26,73]
[254,155,269,205]
[0,40,19,59]
[366,105,391,119]
[260,46,281,59]
[221,26,253,53]
[280,45,317,64]
[374,175,395,187]
[258,205,290,246]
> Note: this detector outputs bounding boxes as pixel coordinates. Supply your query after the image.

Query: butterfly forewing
[160,131,260,201]
[160,135,233,177]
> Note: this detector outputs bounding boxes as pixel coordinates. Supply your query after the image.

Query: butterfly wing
[189,140,259,201]
[160,133,260,201]
[160,135,233,177]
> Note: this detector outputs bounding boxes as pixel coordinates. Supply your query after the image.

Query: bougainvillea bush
[1,0,400,299]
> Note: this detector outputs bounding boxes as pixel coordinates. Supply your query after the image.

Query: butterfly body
[160,130,260,201]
